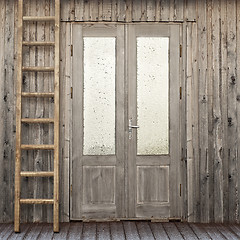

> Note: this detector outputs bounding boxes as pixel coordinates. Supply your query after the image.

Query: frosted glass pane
[83,37,115,155]
[137,37,169,155]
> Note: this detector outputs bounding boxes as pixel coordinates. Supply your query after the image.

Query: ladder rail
[54,0,60,233]
[14,0,23,233]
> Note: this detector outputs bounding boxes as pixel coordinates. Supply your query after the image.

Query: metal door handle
[129,125,139,128]
[128,119,139,139]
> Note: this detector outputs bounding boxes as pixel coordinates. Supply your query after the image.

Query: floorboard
[189,223,212,240]
[162,222,184,239]
[229,224,240,238]
[202,223,227,240]
[82,222,97,240]
[96,222,111,240]
[67,222,83,240]
[110,222,125,240]
[1,221,240,239]
[123,221,140,240]
[149,222,169,240]
[175,222,198,240]
[216,224,239,240]
[136,221,155,240]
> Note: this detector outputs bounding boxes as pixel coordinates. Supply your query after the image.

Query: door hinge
[180,87,182,100]
[71,44,73,56]
[70,184,72,196]
[180,183,182,197]
[71,87,73,99]
[180,44,182,58]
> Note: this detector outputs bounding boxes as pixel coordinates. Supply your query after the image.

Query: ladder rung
[21,144,54,150]
[20,171,54,177]
[22,67,54,72]
[23,41,55,46]
[20,199,54,204]
[21,118,54,124]
[23,16,55,22]
[22,92,54,98]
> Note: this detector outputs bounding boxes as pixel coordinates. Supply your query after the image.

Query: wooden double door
[71,24,181,220]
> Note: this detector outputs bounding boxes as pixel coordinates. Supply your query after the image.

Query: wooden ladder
[14,0,60,233]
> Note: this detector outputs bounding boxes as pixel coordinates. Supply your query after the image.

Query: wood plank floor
[1,222,240,239]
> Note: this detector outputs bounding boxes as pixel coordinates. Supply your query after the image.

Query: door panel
[127,25,180,219]
[72,24,180,220]
[72,24,125,220]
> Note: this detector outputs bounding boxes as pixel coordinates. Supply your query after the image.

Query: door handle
[129,119,139,139]
[129,125,139,129]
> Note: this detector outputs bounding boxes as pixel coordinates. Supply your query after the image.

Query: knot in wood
[231,75,236,85]
[228,117,233,126]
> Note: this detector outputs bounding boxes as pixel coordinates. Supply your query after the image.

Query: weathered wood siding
[0,0,240,223]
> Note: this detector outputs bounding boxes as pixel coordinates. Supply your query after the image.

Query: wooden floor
[1,221,240,239]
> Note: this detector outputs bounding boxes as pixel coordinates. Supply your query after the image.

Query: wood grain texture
[1,0,240,224]
[60,0,196,22]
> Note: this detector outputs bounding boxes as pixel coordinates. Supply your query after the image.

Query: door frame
[70,22,185,221]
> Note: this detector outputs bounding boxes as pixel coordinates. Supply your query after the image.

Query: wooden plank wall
[0,0,240,224]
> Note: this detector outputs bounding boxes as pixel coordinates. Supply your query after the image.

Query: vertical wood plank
[71,24,83,219]
[141,0,147,21]
[14,0,23,232]
[169,0,175,21]
[212,0,224,222]
[185,0,197,21]
[61,22,71,223]
[111,0,118,21]
[220,0,229,222]
[175,0,184,21]
[147,0,156,21]
[33,0,45,222]
[0,0,5,223]
[227,0,237,223]
[75,0,84,21]
[102,0,112,21]
[186,22,194,222]
[132,1,142,21]
[60,22,67,222]
[155,0,161,21]
[60,0,71,21]
[160,0,170,21]
[83,0,90,21]
[186,22,199,222]
[54,0,60,232]
[90,0,99,21]
[207,0,214,223]
[125,0,132,22]
[192,22,200,222]
[43,0,51,223]
[197,0,209,223]
[98,0,103,21]
[237,0,240,224]
[117,0,126,21]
